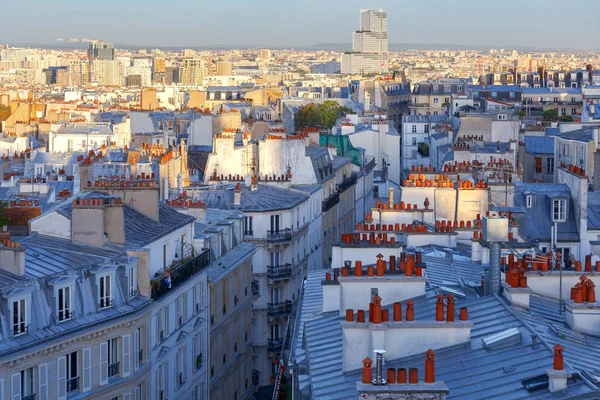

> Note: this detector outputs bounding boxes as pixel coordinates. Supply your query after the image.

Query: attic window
[526,195,533,208]
[553,199,567,222]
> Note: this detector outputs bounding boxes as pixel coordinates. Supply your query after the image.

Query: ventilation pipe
[373,350,386,385]
[482,215,509,295]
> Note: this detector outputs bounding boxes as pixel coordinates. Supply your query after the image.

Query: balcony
[322,193,340,213]
[268,301,292,318]
[266,229,292,243]
[108,362,120,378]
[268,338,284,352]
[267,264,292,280]
[66,377,79,393]
[22,395,36,400]
[151,249,211,300]
[337,175,357,193]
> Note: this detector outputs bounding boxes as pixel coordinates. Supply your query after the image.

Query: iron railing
[108,362,120,378]
[151,249,211,300]
[252,369,260,386]
[267,264,292,280]
[268,338,284,352]
[266,229,292,242]
[251,280,260,296]
[66,377,79,393]
[22,395,36,400]
[337,175,357,193]
[268,301,292,317]
[322,193,340,212]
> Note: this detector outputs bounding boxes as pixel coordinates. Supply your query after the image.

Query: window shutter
[10,373,20,400]
[535,157,542,172]
[38,364,48,400]
[83,348,92,392]
[123,334,131,377]
[100,341,108,385]
[134,330,140,372]
[57,356,67,400]
[151,314,157,347]
[183,346,187,383]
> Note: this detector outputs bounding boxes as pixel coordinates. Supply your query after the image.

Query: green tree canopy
[295,100,352,131]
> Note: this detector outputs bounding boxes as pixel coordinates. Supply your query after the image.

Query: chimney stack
[0,239,26,276]
[234,182,242,206]
[547,344,568,393]
[388,187,394,208]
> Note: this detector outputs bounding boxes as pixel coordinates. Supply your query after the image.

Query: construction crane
[56,38,103,44]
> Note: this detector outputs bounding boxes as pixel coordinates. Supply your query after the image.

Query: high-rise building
[341,9,389,75]
[88,42,115,61]
[180,59,205,85]
[91,59,124,86]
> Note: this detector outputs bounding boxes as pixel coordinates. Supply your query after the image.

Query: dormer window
[553,199,567,222]
[57,285,72,321]
[126,266,137,299]
[526,195,533,208]
[13,298,27,336]
[99,275,112,309]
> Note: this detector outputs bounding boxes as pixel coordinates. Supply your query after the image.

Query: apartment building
[409,79,468,116]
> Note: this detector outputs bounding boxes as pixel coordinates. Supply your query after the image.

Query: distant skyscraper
[342,9,389,75]
[87,42,115,61]
[180,58,205,85]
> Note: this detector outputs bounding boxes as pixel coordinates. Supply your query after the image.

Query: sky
[2,0,599,50]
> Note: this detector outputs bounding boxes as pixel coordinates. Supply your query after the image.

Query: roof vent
[482,327,522,349]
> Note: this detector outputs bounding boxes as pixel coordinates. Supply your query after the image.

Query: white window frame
[12,298,28,336]
[57,285,72,322]
[553,199,567,222]
[526,195,533,208]
[99,274,112,309]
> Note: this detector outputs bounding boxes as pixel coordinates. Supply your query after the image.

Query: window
[412,137,417,146]
[107,338,119,377]
[270,215,280,232]
[411,125,417,133]
[492,91,497,98]
[424,125,429,133]
[175,347,186,389]
[271,324,280,340]
[127,266,136,298]
[553,199,567,222]
[270,252,280,266]
[510,92,515,98]
[535,157,542,173]
[66,351,79,392]
[578,146,585,166]
[58,286,72,321]
[13,298,27,336]
[99,275,112,309]
[546,158,554,174]
[20,367,34,398]
[271,288,280,304]
[433,98,439,104]
[193,333,203,371]
[526,195,533,208]
[244,216,253,236]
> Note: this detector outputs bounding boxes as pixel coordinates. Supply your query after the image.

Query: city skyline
[3,0,599,50]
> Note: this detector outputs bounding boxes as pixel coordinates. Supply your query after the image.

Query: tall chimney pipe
[373,350,387,385]
[388,187,394,208]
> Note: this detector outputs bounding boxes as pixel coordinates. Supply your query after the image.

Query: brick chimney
[0,238,26,276]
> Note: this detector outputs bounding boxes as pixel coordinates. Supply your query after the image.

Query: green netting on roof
[319,134,361,166]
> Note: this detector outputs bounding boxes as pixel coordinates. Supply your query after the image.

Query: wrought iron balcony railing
[267,264,292,280]
[266,229,292,242]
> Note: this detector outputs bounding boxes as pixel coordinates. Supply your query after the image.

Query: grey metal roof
[522,87,583,95]
[293,268,596,399]
[189,184,309,212]
[524,136,555,155]
[206,241,255,282]
[559,128,594,143]
[56,192,194,249]
[514,182,579,242]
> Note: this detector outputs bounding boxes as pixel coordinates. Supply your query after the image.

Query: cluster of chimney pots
[362,349,437,385]
[570,275,596,303]
[324,253,425,280]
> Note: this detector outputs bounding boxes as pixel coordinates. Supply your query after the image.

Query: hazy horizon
[2,0,599,50]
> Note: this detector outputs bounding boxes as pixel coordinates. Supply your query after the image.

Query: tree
[517,110,526,119]
[294,100,352,131]
[0,201,8,227]
[0,105,10,123]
